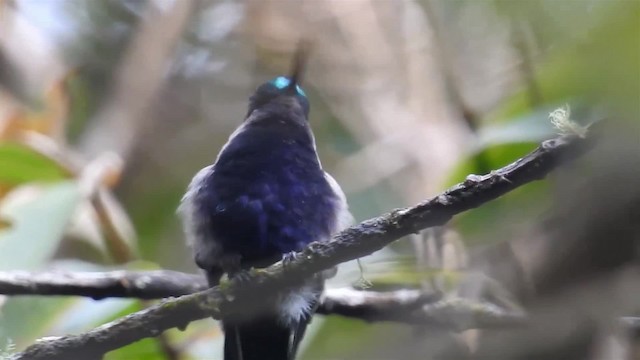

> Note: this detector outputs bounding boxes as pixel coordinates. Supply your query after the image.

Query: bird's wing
[324,171,354,233]
[177,165,214,247]
[177,165,226,284]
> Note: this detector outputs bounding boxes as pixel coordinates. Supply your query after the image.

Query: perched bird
[178,53,352,360]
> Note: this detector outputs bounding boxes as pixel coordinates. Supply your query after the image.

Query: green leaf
[445,142,539,188]
[300,317,394,359]
[0,297,77,348]
[0,143,68,185]
[104,338,164,360]
[443,141,551,246]
[301,316,461,359]
[0,181,81,270]
[477,110,557,150]
[455,180,549,246]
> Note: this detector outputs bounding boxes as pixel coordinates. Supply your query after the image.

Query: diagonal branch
[13,133,594,360]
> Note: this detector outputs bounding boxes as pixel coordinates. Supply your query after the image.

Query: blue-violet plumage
[195,109,340,267]
[178,76,351,360]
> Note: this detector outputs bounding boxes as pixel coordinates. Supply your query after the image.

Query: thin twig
[0,270,203,299]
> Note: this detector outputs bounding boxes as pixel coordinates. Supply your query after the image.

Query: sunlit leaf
[0,181,81,270]
[0,143,68,186]
[477,109,557,150]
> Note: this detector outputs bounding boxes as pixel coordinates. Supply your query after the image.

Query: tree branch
[12,133,594,359]
[0,270,203,300]
[317,287,525,329]
[0,270,527,328]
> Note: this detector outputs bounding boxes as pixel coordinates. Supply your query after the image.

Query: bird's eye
[270,76,306,97]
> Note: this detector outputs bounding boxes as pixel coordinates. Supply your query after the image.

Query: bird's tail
[223,315,294,360]
[221,275,324,360]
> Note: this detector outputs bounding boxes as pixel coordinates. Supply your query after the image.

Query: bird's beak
[286,41,310,94]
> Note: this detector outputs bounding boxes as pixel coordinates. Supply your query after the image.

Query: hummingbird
[178,49,352,360]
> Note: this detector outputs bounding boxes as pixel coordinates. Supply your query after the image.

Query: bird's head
[247,75,309,118]
[247,44,310,118]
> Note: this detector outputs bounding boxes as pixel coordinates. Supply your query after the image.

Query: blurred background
[0,0,638,359]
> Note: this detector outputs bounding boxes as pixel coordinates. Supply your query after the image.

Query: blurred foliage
[0,181,81,270]
[0,143,67,184]
[0,0,637,358]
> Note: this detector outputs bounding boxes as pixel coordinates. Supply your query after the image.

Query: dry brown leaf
[0,215,11,230]
[92,188,138,263]
[0,71,72,141]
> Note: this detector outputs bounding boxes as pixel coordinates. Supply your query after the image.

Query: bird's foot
[229,269,253,286]
[282,251,299,268]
